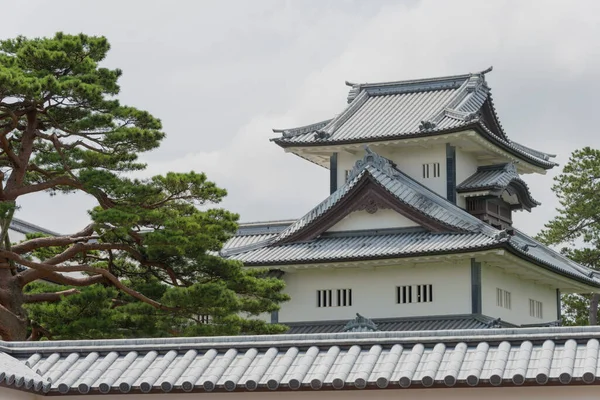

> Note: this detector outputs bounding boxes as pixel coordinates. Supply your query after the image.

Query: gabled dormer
[457,163,540,229]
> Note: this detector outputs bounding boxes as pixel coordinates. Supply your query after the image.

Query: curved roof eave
[273,122,557,170]
[504,242,600,288]
[235,241,600,289]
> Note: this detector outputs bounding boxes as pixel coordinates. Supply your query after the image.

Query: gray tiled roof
[457,163,540,209]
[229,230,500,265]
[9,217,59,236]
[509,231,599,282]
[285,314,515,334]
[458,163,524,191]
[227,228,600,286]
[222,233,279,252]
[5,326,600,394]
[0,351,49,393]
[236,220,295,236]
[272,69,556,169]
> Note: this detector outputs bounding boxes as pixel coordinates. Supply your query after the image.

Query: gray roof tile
[458,163,524,191]
[272,69,556,169]
[230,230,499,265]
[6,327,600,394]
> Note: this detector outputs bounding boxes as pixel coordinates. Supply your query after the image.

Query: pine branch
[3,250,177,312]
[18,270,105,287]
[11,223,96,254]
[23,288,80,303]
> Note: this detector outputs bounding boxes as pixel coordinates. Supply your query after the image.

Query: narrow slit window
[422,163,440,179]
[496,288,511,310]
[397,285,433,304]
[345,169,352,182]
[529,299,543,318]
[317,289,352,307]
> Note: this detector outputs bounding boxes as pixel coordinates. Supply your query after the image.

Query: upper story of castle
[271,68,554,230]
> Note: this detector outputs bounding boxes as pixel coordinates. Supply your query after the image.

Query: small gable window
[345,169,352,182]
[422,163,440,179]
[529,299,543,319]
[496,288,511,309]
[317,289,352,307]
[396,284,433,304]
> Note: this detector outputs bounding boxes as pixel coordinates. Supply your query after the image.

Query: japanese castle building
[220,67,600,332]
[4,69,600,398]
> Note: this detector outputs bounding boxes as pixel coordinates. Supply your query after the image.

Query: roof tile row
[6,327,600,394]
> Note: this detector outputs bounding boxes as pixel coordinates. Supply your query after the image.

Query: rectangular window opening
[345,170,352,182]
[496,288,511,310]
[422,162,441,179]
[529,299,543,319]
[396,285,433,304]
[317,289,352,308]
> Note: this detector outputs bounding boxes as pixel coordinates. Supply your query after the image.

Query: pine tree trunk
[0,269,28,340]
[590,293,600,325]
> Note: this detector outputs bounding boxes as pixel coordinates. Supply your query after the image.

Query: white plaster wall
[11,383,600,399]
[455,147,479,209]
[337,145,447,199]
[278,262,471,323]
[481,264,558,325]
[326,209,417,232]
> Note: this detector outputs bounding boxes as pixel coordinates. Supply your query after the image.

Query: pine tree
[537,147,600,325]
[0,33,288,340]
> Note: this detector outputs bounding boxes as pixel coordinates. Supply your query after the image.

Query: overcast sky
[2,0,600,237]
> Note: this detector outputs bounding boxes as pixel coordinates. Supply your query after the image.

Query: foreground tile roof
[5,326,600,395]
[272,68,556,169]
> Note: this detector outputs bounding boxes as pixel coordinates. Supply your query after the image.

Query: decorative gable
[457,163,540,229]
[272,148,498,245]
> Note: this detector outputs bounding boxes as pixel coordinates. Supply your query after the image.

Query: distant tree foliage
[0,33,288,340]
[537,147,600,325]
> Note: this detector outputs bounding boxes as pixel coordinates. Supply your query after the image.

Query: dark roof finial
[345,147,396,183]
[343,313,379,332]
